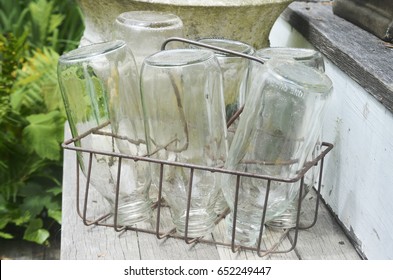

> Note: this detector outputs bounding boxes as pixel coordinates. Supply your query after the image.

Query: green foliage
[0,0,84,245]
[0,0,84,53]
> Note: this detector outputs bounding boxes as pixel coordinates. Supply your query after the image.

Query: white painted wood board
[270,13,393,260]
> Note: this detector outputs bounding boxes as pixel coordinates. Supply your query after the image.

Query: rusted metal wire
[63,126,333,256]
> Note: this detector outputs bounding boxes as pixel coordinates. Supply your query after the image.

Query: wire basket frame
[63,124,333,257]
[61,38,334,257]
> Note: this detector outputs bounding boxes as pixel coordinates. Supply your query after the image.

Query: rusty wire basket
[61,37,334,257]
[62,122,333,257]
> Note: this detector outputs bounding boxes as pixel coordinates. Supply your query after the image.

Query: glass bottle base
[265,205,298,230]
[115,199,153,226]
[173,209,216,238]
[226,213,265,247]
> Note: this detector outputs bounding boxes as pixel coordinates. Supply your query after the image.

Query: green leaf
[21,195,51,218]
[46,186,62,196]
[48,209,62,224]
[0,207,31,229]
[10,87,44,113]
[13,47,63,114]
[13,212,32,226]
[0,215,12,229]
[8,207,31,226]
[18,181,46,197]
[19,182,58,217]
[29,0,53,47]
[0,195,7,212]
[22,111,65,160]
[49,14,65,34]
[23,218,49,244]
[0,231,14,239]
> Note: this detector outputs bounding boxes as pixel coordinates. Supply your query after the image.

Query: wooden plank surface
[280,1,393,113]
[61,132,361,260]
[288,191,362,260]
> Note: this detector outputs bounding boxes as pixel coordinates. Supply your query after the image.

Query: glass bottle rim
[143,49,215,67]
[266,58,332,92]
[193,38,255,56]
[255,47,321,62]
[115,11,183,30]
[59,40,126,64]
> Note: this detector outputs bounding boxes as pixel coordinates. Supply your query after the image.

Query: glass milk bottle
[221,58,333,246]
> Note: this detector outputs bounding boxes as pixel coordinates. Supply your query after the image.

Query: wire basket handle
[161,37,266,65]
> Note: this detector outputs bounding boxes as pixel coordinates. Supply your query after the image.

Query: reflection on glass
[58,40,152,226]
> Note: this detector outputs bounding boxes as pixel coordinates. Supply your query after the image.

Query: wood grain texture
[333,0,393,42]
[289,191,362,260]
[280,1,393,112]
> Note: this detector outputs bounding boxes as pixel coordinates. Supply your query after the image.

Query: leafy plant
[0,0,84,245]
[0,0,84,53]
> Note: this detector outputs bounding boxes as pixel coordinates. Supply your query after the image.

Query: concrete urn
[77,0,293,49]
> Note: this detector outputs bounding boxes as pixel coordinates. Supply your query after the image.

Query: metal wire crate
[61,37,333,257]
[62,122,333,257]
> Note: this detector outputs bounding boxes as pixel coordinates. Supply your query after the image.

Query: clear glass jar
[193,38,255,123]
[253,47,326,230]
[140,49,228,238]
[221,58,333,246]
[58,40,152,226]
[191,38,255,215]
[112,11,184,73]
[254,47,325,72]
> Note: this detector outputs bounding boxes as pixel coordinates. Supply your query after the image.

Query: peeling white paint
[270,17,393,259]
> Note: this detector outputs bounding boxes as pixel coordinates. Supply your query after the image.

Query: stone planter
[77,0,293,49]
